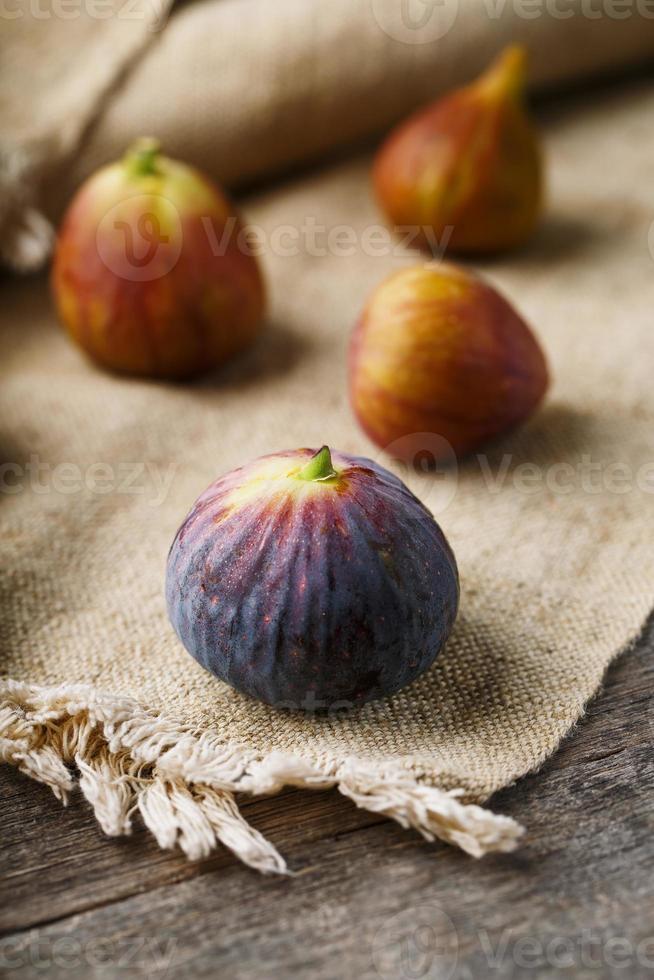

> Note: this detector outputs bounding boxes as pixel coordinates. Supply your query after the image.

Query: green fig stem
[479,45,527,101]
[297,446,337,482]
[125,137,162,177]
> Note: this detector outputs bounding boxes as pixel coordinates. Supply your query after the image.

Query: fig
[166,446,459,709]
[349,263,549,462]
[52,139,265,379]
[373,46,543,254]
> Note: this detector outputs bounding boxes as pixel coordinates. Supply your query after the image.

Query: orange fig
[373,46,544,254]
[52,139,265,379]
[349,263,549,461]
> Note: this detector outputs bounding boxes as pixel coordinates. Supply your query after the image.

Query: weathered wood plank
[0,777,386,934]
[1,616,652,978]
[1,741,652,979]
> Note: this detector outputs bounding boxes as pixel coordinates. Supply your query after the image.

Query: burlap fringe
[0,679,524,871]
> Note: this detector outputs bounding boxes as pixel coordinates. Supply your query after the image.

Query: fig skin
[349,263,549,462]
[166,447,459,709]
[373,46,543,254]
[52,139,265,380]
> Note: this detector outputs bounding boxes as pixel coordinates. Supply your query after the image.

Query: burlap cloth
[2,4,654,869]
[4,0,654,269]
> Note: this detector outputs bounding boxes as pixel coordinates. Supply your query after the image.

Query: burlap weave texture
[2,83,653,819]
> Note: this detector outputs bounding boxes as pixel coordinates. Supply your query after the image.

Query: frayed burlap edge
[0,679,523,872]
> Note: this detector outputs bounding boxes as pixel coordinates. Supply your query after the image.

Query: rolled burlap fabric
[0,0,173,270]
[3,0,654,268]
[47,0,654,202]
[1,2,654,870]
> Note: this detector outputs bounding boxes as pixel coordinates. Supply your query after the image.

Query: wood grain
[1,615,653,979]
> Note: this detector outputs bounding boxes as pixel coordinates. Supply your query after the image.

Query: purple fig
[166,446,459,709]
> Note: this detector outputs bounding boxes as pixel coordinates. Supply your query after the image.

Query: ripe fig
[52,139,265,379]
[373,46,543,254]
[349,263,549,462]
[166,446,459,709]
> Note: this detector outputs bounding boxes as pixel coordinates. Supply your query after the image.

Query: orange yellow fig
[373,46,544,254]
[52,139,265,379]
[349,263,549,461]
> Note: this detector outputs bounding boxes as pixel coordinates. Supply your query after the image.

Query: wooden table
[1,614,653,979]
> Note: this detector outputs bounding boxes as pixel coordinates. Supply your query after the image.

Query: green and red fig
[166,446,459,709]
[374,46,543,254]
[349,263,549,462]
[52,139,265,379]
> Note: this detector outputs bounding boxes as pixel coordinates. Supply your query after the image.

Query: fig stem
[125,137,162,177]
[480,45,527,101]
[297,446,337,482]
